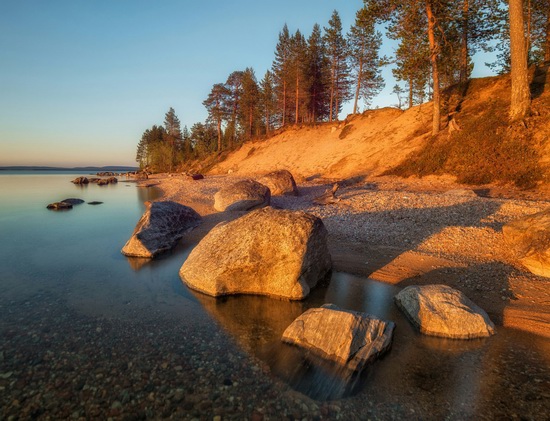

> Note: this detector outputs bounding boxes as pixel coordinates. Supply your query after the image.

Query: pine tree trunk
[545,8,550,62]
[353,55,363,115]
[329,58,336,122]
[282,81,287,126]
[509,0,531,121]
[426,1,441,135]
[217,119,222,153]
[295,75,299,124]
[408,75,414,109]
[460,0,470,84]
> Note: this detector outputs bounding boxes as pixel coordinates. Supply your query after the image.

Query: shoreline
[145,172,550,339]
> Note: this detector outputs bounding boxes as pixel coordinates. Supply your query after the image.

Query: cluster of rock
[71,176,118,186]
[118,168,503,379]
[46,198,104,210]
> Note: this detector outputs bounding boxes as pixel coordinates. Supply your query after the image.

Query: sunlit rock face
[258,169,299,196]
[213,179,270,212]
[180,207,331,300]
[121,201,201,258]
[71,177,88,184]
[282,304,395,372]
[394,285,495,339]
[503,209,550,278]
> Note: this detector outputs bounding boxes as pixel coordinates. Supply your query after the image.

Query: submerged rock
[121,201,202,258]
[394,284,495,339]
[213,179,270,212]
[46,201,73,210]
[87,201,103,205]
[61,198,85,205]
[503,209,550,278]
[259,169,299,196]
[282,304,395,372]
[180,207,331,300]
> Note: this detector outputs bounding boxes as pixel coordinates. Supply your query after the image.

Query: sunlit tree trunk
[509,0,531,121]
[460,0,470,83]
[353,54,363,114]
[426,1,441,135]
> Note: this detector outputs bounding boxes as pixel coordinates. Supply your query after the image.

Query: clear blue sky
[0,0,497,167]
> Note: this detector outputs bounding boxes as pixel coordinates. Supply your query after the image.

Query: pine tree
[203,83,231,152]
[324,10,351,121]
[272,24,292,127]
[305,24,330,123]
[289,30,308,124]
[259,70,277,135]
[163,107,182,172]
[239,68,260,140]
[225,71,244,148]
[348,6,385,113]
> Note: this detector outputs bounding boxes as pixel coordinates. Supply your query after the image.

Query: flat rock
[61,198,85,205]
[502,209,550,278]
[87,201,103,205]
[259,170,299,196]
[180,207,331,300]
[282,304,395,372]
[213,179,270,212]
[394,284,495,339]
[121,201,202,258]
[46,201,73,210]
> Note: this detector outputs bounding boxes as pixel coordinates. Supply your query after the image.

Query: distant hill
[0,165,138,172]
[206,65,549,190]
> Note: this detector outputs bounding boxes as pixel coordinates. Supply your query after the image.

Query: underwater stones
[282,304,395,372]
[503,208,550,278]
[61,198,85,205]
[121,201,201,258]
[180,207,331,300]
[213,179,270,212]
[394,284,495,339]
[258,170,299,196]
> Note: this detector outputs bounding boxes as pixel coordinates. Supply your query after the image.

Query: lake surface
[0,172,548,419]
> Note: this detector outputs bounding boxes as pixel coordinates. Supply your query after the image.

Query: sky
[0,0,498,167]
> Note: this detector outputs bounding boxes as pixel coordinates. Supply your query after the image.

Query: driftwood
[313,183,340,205]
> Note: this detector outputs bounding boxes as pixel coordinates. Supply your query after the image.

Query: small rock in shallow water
[46,201,72,210]
[87,201,103,205]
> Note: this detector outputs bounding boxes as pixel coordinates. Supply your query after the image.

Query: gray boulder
[282,304,395,372]
[394,284,495,339]
[259,170,299,196]
[503,209,550,278]
[180,207,331,300]
[121,201,202,258]
[213,179,270,212]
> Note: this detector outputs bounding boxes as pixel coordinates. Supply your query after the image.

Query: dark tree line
[137,1,549,171]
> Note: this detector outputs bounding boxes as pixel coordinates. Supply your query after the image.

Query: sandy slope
[210,106,433,180]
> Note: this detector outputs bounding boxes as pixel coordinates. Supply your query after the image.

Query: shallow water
[1,173,549,419]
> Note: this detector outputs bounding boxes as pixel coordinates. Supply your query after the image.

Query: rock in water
[282,304,395,372]
[180,207,331,300]
[71,177,89,184]
[259,170,299,196]
[394,285,495,339]
[46,201,73,210]
[213,179,270,212]
[502,209,550,278]
[121,201,202,258]
[61,198,85,205]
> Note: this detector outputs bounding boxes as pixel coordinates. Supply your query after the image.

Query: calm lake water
[0,172,549,419]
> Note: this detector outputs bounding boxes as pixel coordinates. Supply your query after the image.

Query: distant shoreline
[0,165,138,172]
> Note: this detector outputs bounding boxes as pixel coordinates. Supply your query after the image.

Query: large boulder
[282,304,395,372]
[259,170,299,196]
[502,209,550,278]
[121,201,202,258]
[394,285,495,339]
[213,179,270,212]
[180,207,331,300]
